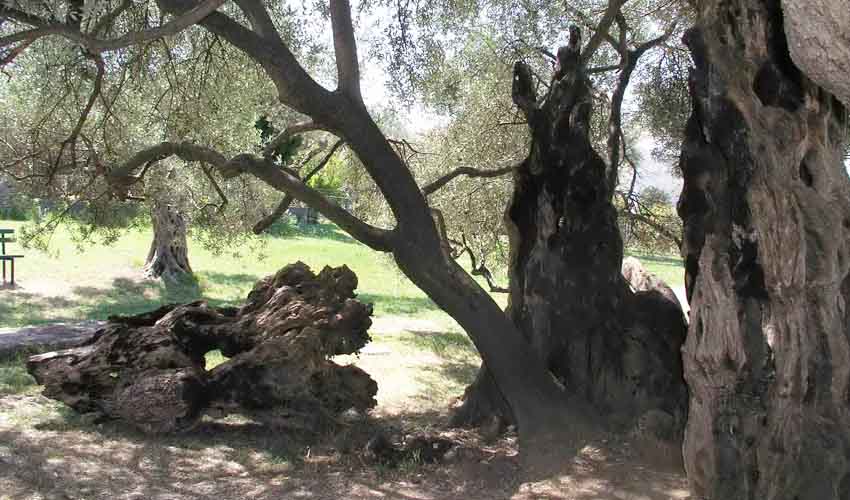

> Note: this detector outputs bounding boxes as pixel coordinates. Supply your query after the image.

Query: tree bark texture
[144,201,192,281]
[780,0,850,107]
[679,1,850,498]
[453,43,689,435]
[27,262,377,434]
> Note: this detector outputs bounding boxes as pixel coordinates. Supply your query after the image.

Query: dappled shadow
[0,271,264,330]
[198,271,259,289]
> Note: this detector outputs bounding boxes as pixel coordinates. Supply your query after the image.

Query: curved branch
[262,121,324,158]
[109,141,392,252]
[253,140,345,234]
[578,0,627,64]
[605,21,676,193]
[2,0,225,53]
[422,164,516,197]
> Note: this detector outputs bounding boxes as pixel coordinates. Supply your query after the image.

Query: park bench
[1,228,23,287]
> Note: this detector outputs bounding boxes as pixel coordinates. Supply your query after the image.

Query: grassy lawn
[0,219,684,330]
[0,219,459,330]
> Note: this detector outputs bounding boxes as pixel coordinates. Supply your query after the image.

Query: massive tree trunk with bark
[679,1,850,498]
[452,31,689,437]
[144,200,192,281]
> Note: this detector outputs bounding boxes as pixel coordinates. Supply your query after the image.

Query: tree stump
[27,262,378,434]
[451,29,689,437]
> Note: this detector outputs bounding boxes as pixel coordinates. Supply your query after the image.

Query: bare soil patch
[0,316,691,500]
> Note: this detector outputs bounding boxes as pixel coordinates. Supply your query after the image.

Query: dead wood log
[27,262,377,434]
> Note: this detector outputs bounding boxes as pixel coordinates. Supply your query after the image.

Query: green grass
[0,354,38,396]
[626,251,685,287]
[0,220,455,329]
[0,219,684,331]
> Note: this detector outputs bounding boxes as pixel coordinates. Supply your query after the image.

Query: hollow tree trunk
[144,201,192,281]
[678,1,850,498]
[452,40,688,434]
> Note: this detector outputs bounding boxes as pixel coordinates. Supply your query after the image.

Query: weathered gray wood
[0,321,103,359]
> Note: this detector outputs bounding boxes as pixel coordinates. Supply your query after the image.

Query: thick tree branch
[605,22,676,194]
[577,0,627,64]
[253,140,345,234]
[93,0,134,36]
[108,141,392,251]
[422,164,516,196]
[329,0,362,103]
[233,0,282,43]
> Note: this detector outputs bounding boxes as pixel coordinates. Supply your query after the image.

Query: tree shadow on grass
[0,271,267,330]
[270,221,358,244]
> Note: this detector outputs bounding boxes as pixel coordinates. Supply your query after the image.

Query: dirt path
[0,316,692,500]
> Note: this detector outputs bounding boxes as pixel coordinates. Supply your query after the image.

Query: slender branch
[1,0,226,54]
[262,121,324,158]
[329,0,362,103]
[48,53,105,185]
[457,234,509,293]
[200,163,228,213]
[605,22,675,195]
[253,140,345,234]
[109,141,392,251]
[422,164,516,196]
[619,207,682,249]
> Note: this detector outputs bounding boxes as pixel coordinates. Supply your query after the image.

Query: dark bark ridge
[679,1,850,498]
[27,262,377,434]
[452,29,689,434]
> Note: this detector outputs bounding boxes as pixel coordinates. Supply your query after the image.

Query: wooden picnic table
[0,228,23,287]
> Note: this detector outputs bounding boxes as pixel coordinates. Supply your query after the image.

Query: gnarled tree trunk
[144,201,192,281]
[27,263,377,434]
[452,34,689,437]
[679,1,850,498]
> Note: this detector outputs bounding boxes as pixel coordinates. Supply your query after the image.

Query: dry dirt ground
[0,314,692,500]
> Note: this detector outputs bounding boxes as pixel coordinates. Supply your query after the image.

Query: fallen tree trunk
[27,262,377,434]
